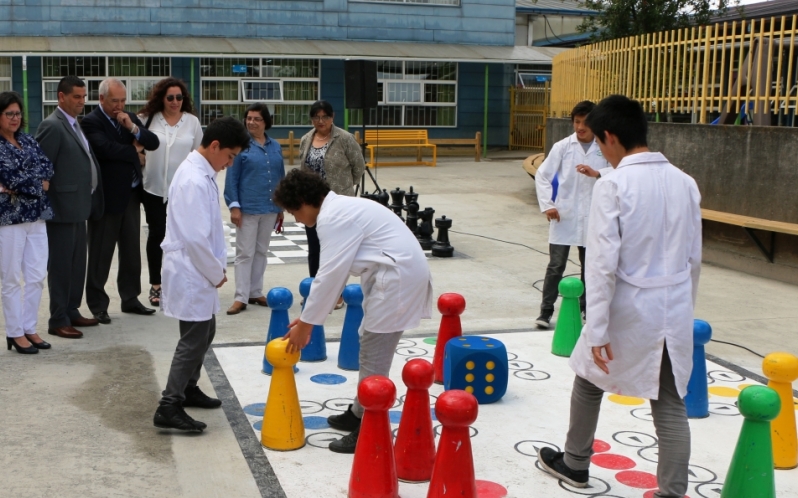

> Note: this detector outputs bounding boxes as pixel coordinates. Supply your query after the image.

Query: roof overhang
[0,36,565,64]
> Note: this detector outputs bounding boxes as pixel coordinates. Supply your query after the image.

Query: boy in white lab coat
[538,96,702,498]
[534,101,612,329]
[153,117,251,433]
[275,169,433,454]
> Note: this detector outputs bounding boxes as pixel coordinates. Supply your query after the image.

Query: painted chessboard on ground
[212,330,798,498]
[227,221,464,265]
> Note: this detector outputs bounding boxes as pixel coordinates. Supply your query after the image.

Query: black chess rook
[416,207,435,250]
[432,215,454,257]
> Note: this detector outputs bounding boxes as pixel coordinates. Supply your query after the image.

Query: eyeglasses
[246,116,264,122]
[311,115,332,123]
[165,95,184,102]
[3,111,22,119]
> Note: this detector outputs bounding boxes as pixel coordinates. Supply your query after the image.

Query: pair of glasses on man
[3,111,22,119]
[166,95,184,102]
[311,115,332,123]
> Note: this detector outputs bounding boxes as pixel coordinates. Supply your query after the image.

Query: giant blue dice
[443,336,508,404]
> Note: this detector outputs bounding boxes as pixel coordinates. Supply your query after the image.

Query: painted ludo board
[213,331,798,497]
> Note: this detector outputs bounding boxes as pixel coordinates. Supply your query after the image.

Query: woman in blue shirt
[223,103,285,315]
[0,92,55,354]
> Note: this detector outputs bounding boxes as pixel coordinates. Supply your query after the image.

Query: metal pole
[190,58,195,104]
[22,55,29,133]
[483,64,488,158]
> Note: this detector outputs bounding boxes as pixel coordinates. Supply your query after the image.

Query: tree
[578,0,734,42]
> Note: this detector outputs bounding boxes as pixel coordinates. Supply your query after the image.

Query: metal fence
[551,15,798,126]
[509,83,550,150]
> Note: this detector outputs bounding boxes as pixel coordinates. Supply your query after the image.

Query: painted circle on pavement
[591,453,636,470]
[645,491,690,498]
[423,337,437,345]
[593,439,611,453]
[324,398,354,412]
[707,370,745,383]
[508,360,533,370]
[631,408,654,422]
[514,370,551,381]
[303,416,330,430]
[615,470,657,489]
[389,410,403,424]
[310,373,347,385]
[300,400,324,414]
[612,431,657,448]
[708,402,740,416]
[608,394,645,405]
[243,403,266,416]
[306,431,346,449]
[708,386,740,397]
[396,347,429,357]
[253,419,263,431]
[557,472,611,495]
[694,482,724,498]
[514,439,560,457]
[475,480,508,498]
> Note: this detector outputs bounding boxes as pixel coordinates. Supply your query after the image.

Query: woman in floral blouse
[0,92,55,354]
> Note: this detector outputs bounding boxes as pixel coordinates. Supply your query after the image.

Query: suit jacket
[35,108,104,223]
[81,107,159,215]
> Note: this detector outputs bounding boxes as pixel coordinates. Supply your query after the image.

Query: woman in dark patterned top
[0,92,55,354]
[298,100,365,309]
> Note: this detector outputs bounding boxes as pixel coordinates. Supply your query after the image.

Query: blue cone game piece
[263,287,294,375]
[685,319,712,418]
[298,277,327,362]
[338,284,364,371]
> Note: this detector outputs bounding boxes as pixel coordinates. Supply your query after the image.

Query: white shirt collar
[187,150,218,179]
[57,106,78,127]
[616,151,669,169]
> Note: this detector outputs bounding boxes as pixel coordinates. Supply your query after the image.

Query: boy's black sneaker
[183,386,222,409]
[537,447,589,488]
[329,428,359,454]
[154,404,206,432]
[327,404,361,431]
[535,311,553,329]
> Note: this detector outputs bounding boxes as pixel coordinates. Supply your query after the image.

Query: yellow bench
[364,130,437,167]
[701,208,798,263]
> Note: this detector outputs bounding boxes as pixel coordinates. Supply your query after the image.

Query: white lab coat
[535,133,612,246]
[569,152,702,399]
[300,192,433,333]
[160,151,226,322]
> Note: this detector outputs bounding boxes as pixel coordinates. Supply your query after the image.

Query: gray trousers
[46,221,88,328]
[160,316,216,406]
[233,213,278,303]
[563,347,690,498]
[351,330,404,418]
[541,244,586,313]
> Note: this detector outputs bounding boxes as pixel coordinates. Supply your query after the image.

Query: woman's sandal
[149,286,161,307]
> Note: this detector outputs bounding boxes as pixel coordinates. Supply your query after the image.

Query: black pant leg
[578,245,586,312]
[46,222,78,328]
[117,187,143,307]
[306,225,320,278]
[160,317,215,406]
[86,213,122,314]
[141,190,167,286]
[540,244,571,313]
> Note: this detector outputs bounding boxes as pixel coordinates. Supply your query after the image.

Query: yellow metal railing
[509,83,550,150]
[551,15,798,125]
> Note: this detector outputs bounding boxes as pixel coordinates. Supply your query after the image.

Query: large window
[350,61,457,127]
[0,57,11,92]
[353,0,459,5]
[200,58,320,126]
[42,56,170,119]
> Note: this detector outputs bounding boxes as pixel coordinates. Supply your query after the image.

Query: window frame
[0,57,11,93]
[350,0,460,6]
[240,79,284,103]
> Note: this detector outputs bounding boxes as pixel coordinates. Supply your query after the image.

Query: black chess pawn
[389,187,406,219]
[431,215,454,257]
[416,207,436,250]
[404,186,419,206]
[404,200,420,235]
[376,189,390,208]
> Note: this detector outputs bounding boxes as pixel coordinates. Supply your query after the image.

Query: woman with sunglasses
[138,78,203,307]
[298,100,365,309]
[0,92,54,354]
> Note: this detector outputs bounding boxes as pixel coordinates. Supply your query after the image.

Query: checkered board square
[227,222,459,265]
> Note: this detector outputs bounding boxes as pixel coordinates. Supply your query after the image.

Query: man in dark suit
[36,75,105,339]
[81,78,160,323]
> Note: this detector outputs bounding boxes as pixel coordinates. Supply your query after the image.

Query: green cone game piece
[721,385,781,498]
[551,277,584,357]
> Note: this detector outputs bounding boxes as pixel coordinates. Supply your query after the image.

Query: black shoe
[26,334,51,349]
[183,386,222,409]
[6,337,38,354]
[122,303,156,315]
[327,404,361,431]
[329,427,360,454]
[154,404,206,432]
[535,311,553,329]
[537,447,589,488]
[94,311,111,324]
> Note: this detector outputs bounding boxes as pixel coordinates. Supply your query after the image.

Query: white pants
[234,213,278,303]
[0,221,49,338]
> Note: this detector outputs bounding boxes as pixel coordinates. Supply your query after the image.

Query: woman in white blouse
[139,78,203,307]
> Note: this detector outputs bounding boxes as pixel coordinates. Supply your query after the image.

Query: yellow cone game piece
[762,352,798,469]
[261,339,305,451]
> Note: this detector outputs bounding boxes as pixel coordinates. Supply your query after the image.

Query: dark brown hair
[140,77,194,118]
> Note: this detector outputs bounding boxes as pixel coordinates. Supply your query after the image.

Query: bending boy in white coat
[276,169,433,454]
[153,117,251,433]
[538,95,702,498]
[534,101,611,328]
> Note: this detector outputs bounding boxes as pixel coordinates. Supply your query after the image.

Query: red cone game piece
[395,359,436,483]
[427,390,479,498]
[349,375,399,498]
[433,293,466,384]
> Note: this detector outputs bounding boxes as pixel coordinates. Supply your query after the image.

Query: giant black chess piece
[404,200,420,235]
[431,215,454,257]
[416,207,435,250]
[389,187,406,220]
[376,189,390,208]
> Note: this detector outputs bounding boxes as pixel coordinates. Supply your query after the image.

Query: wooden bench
[701,209,798,263]
[429,132,481,162]
[364,130,437,167]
